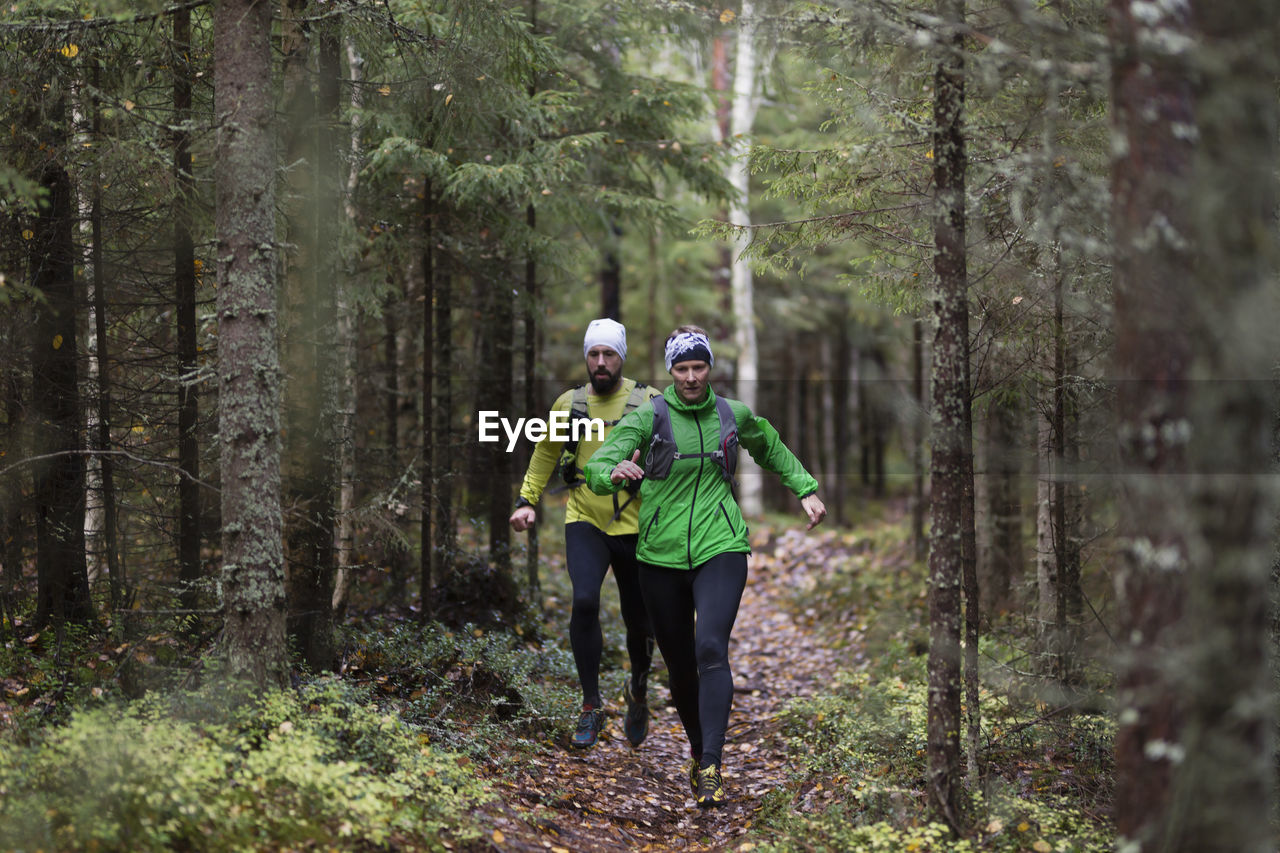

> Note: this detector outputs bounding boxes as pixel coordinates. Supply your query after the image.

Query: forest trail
[478,525,864,852]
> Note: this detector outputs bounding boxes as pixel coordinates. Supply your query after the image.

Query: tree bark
[31,161,94,629]
[522,200,540,596]
[174,6,201,614]
[483,275,514,579]
[925,0,968,829]
[85,59,123,610]
[911,317,927,562]
[1109,0,1195,844]
[433,263,457,598]
[215,0,288,691]
[332,36,364,618]
[1171,3,1278,848]
[727,0,764,516]
[421,184,436,619]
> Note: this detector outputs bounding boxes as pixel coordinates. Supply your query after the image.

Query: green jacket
[583,385,819,569]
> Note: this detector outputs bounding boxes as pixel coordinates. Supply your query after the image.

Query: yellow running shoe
[696,763,726,808]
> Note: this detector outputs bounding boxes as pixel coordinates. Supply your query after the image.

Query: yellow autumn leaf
[52,334,63,350]
[720,9,736,23]
[22,229,33,240]
[378,85,391,96]
[491,830,504,844]
[60,44,79,58]
[445,93,454,106]
[1017,821,1031,832]
[925,149,934,160]
[123,100,135,111]
[1033,841,1052,853]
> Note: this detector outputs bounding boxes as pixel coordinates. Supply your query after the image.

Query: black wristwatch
[514,496,534,510]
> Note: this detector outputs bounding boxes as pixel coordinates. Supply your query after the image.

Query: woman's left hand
[800,493,827,530]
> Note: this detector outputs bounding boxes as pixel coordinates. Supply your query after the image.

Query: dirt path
[479,527,858,852]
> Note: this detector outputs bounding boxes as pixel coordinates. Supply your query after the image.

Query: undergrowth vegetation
[0,511,1120,851]
[755,514,1116,852]
[0,677,491,851]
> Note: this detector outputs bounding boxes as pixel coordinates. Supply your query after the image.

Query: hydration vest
[643,395,739,489]
[557,381,650,488]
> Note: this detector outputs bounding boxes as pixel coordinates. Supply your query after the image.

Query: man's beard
[589,366,621,394]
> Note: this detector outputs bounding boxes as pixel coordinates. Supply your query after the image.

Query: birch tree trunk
[215,0,288,690]
[332,37,365,616]
[726,0,763,515]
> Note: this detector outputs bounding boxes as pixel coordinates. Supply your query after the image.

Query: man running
[510,318,661,748]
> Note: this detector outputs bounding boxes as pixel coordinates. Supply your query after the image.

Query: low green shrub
[342,618,582,755]
[0,678,490,852]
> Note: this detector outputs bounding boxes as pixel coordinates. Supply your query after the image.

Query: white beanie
[583,318,627,361]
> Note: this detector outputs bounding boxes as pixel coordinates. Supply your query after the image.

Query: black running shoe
[623,679,649,747]
[570,704,604,749]
[696,763,727,808]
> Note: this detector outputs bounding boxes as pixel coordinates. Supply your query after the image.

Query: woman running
[584,325,826,808]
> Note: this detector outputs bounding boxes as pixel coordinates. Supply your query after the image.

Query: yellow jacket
[517,378,660,535]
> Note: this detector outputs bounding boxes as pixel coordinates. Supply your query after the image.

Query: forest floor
[472,525,862,852]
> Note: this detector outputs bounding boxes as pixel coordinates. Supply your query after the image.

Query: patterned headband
[664,332,714,372]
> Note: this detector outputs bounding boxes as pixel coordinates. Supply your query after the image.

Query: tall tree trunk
[1051,260,1081,680]
[1172,3,1277,848]
[174,6,201,614]
[483,275,514,580]
[961,318,979,784]
[832,308,851,525]
[382,280,410,604]
[911,317,927,562]
[983,386,1022,616]
[433,263,456,598]
[76,67,105,588]
[332,36,364,618]
[522,200,540,596]
[31,161,94,629]
[925,0,968,828]
[1,370,23,637]
[600,223,621,321]
[1109,0,1194,844]
[280,1,339,671]
[420,184,436,619]
[1035,401,1056,642]
[522,0,541,597]
[726,0,764,515]
[85,59,122,610]
[215,0,288,691]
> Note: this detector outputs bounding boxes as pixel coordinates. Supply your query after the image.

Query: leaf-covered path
[477,527,864,852]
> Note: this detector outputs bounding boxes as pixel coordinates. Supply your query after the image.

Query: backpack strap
[644,394,738,489]
[554,386,592,488]
[559,381,647,491]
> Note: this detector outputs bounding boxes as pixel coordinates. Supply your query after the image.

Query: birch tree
[722,1,766,515]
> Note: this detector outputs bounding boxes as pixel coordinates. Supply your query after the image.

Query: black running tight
[564,522,653,707]
[638,551,748,767]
